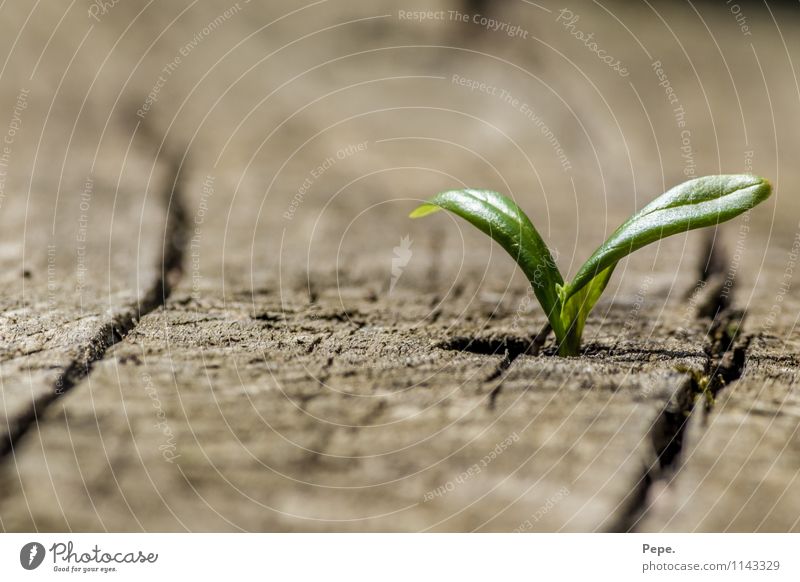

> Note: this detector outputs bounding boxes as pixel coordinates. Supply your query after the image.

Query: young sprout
[410,175,771,356]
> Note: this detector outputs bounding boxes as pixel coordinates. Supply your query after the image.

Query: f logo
[19,542,45,570]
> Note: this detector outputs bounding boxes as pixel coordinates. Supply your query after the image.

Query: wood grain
[1,0,798,532]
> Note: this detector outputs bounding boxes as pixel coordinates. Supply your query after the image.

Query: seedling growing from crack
[410,175,771,356]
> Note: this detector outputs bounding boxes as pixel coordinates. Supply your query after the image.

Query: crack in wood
[438,323,552,411]
[611,237,751,532]
[0,133,189,459]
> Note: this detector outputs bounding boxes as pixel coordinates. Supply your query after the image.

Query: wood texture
[0,0,798,532]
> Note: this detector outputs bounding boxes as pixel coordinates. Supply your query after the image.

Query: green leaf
[410,189,564,329]
[564,175,771,301]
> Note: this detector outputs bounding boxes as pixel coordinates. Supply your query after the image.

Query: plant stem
[558,326,582,357]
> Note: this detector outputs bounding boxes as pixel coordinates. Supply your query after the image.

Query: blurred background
[1,0,798,294]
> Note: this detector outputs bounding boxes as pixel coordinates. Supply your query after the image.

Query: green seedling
[410,175,771,356]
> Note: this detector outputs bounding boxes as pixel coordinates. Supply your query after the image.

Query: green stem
[557,327,582,357]
[553,294,583,357]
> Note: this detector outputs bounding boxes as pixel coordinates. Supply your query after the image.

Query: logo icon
[390,235,413,294]
[20,542,45,570]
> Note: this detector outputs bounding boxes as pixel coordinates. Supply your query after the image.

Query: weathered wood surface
[1,0,799,531]
[0,3,178,458]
